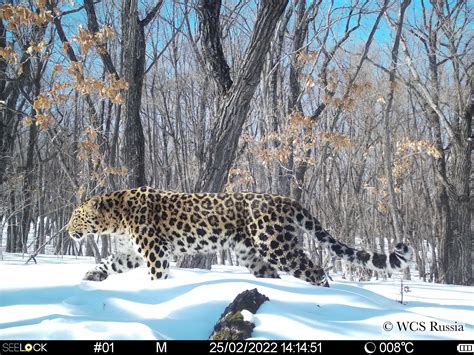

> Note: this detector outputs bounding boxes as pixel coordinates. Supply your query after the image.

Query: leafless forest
[0,0,472,285]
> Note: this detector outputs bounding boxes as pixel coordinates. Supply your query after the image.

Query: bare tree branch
[141,0,165,27]
[83,0,119,77]
[196,0,233,94]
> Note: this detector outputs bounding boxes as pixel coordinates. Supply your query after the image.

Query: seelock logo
[1,343,48,353]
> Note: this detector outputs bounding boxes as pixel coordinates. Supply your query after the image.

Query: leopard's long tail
[298,208,413,273]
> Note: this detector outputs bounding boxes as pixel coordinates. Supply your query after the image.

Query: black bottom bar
[0,340,471,355]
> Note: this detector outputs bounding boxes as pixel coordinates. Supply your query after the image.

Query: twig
[25,225,66,265]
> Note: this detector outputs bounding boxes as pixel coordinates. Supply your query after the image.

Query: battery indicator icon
[457,344,474,353]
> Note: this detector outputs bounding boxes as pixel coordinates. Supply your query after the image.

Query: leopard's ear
[90,196,104,211]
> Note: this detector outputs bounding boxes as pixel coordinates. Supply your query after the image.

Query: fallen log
[209,288,269,340]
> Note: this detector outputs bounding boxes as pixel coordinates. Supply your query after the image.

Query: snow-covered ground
[0,253,472,340]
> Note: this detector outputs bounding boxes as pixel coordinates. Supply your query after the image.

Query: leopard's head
[67,195,120,240]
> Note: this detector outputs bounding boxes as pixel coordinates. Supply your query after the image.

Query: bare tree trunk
[286,0,321,201]
[100,235,109,258]
[6,191,18,252]
[0,19,22,185]
[19,120,37,253]
[450,76,472,285]
[396,6,472,284]
[178,0,288,270]
[121,0,147,188]
[195,0,288,193]
[85,235,101,263]
[15,16,48,253]
[116,0,162,189]
[266,7,292,195]
[381,0,411,244]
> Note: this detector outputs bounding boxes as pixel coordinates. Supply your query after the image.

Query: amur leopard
[66,187,413,286]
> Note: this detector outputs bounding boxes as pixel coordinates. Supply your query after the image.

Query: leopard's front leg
[83,235,144,281]
[131,231,171,281]
[143,244,171,280]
